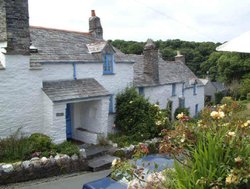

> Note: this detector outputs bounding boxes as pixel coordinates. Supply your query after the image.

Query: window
[103,54,114,74]
[182,83,185,96]
[179,98,185,108]
[109,95,114,113]
[195,104,199,117]
[172,83,176,96]
[138,87,144,96]
[193,84,197,95]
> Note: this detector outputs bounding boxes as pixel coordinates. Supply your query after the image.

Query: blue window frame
[73,63,77,80]
[182,83,185,96]
[193,84,197,95]
[179,98,185,108]
[103,54,114,74]
[172,83,176,96]
[138,87,144,96]
[109,95,114,113]
[195,104,199,117]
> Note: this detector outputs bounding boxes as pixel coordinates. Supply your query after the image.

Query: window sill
[103,73,115,75]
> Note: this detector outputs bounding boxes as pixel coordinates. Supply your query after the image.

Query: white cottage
[0,0,204,144]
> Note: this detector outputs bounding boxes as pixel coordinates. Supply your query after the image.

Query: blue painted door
[65,104,72,139]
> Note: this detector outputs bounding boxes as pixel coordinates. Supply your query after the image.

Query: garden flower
[155,120,162,125]
[234,156,242,163]
[226,174,239,185]
[112,158,120,166]
[210,110,225,119]
[242,120,250,128]
[227,131,236,137]
[219,104,226,110]
[180,134,186,143]
[127,179,142,189]
[176,112,184,119]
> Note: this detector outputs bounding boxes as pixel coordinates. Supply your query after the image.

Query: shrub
[174,107,189,120]
[56,141,79,156]
[247,93,250,101]
[113,150,126,159]
[0,135,32,163]
[215,91,224,104]
[160,100,250,188]
[115,87,170,141]
[29,133,54,152]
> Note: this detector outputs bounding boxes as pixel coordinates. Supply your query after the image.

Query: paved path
[1,170,111,189]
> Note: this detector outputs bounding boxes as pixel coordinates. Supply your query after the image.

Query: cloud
[29,0,250,42]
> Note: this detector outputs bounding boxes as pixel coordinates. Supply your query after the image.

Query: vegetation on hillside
[110,39,250,99]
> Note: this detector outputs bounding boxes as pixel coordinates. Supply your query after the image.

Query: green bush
[0,132,80,162]
[108,133,139,147]
[221,96,234,106]
[113,150,126,159]
[174,107,190,119]
[115,87,170,141]
[247,93,250,101]
[215,91,224,104]
[0,135,32,163]
[56,141,79,156]
[29,133,54,152]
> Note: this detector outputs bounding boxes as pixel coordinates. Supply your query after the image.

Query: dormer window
[103,53,114,74]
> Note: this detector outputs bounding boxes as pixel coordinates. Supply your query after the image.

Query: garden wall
[0,154,88,185]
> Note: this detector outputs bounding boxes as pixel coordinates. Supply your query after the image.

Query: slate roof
[132,54,203,87]
[30,26,133,64]
[42,78,110,102]
[212,81,226,91]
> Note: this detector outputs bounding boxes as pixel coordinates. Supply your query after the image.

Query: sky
[28,0,250,43]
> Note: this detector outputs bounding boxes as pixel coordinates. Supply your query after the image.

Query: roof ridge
[30,26,90,35]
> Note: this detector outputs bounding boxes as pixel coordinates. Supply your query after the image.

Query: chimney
[175,50,185,64]
[89,10,103,40]
[0,0,30,55]
[143,39,159,83]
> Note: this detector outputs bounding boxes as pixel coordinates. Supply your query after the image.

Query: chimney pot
[91,10,96,17]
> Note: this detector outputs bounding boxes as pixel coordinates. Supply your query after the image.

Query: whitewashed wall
[143,83,204,118]
[0,54,133,143]
[0,55,44,138]
[143,83,182,118]
[185,86,204,117]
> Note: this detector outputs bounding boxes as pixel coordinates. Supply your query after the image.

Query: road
[1,170,111,189]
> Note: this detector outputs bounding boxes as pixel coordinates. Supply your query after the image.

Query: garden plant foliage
[160,97,250,188]
[115,87,170,142]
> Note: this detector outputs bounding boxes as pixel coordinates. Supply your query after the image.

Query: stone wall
[0,154,88,185]
[143,39,159,83]
[0,0,30,55]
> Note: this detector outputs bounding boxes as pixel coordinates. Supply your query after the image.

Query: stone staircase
[79,144,119,172]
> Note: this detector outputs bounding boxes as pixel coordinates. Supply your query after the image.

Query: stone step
[80,145,113,159]
[87,155,119,172]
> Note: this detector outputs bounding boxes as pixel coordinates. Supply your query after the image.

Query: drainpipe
[73,63,77,80]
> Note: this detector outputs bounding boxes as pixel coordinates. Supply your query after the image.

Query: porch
[42,78,110,144]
